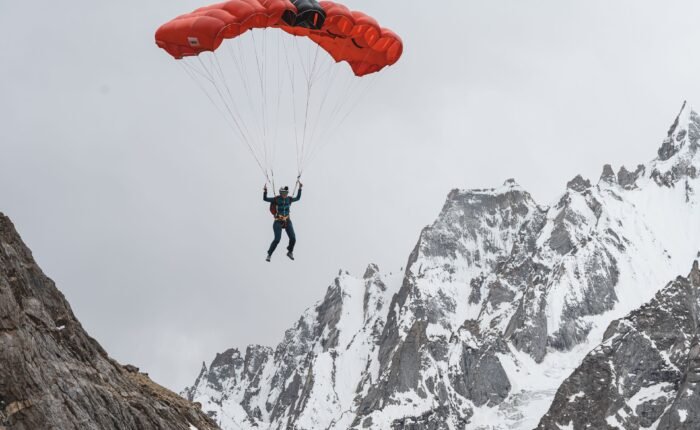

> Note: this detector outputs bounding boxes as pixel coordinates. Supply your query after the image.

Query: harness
[274,195,291,226]
[275,215,290,228]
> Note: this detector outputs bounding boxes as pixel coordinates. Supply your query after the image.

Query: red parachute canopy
[155,0,403,76]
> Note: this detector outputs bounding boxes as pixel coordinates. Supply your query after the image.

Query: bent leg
[285,221,296,252]
[268,221,282,255]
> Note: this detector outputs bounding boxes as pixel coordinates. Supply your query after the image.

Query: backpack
[269,196,285,216]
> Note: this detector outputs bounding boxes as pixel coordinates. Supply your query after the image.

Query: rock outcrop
[537,261,700,430]
[0,213,219,430]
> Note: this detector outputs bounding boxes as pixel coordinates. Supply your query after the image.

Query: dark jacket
[264,189,301,217]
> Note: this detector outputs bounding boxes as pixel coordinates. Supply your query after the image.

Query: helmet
[279,186,289,194]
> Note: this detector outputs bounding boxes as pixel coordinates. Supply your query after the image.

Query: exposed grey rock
[315,278,345,350]
[182,362,209,401]
[537,261,700,430]
[363,263,387,320]
[658,101,688,161]
[600,164,617,183]
[549,249,619,351]
[450,342,511,406]
[652,102,700,187]
[243,345,272,382]
[390,406,467,430]
[617,164,644,189]
[207,349,245,391]
[0,213,218,430]
[504,275,549,362]
[468,275,485,304]
[354,181,538,425]
[566,175,591,192]
[386,320,429,395]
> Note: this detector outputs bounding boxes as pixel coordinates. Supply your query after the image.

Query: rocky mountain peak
[617,164,645,189]
[658,101,696,161]
[690,260,700,286]
[211,348,243,368]
[363,263,380,280]
[650,102,700,185]
[502,178,520,188]
[362,264,387,315]
[566,174,591,192]
[398,178,539,331]
[445,178,526,204]
[203,348,245,391]
[182,362,210,401]
[599,164,616,184]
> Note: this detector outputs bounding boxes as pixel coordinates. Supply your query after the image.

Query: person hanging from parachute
[263,180,302,261]
[155,0,402,256]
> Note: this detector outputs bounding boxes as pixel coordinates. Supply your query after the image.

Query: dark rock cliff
[0,213,219,430]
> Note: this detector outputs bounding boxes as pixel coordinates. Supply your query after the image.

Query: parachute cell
[155,0,403,76]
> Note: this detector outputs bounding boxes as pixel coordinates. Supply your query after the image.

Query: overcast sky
[2,1,700,391]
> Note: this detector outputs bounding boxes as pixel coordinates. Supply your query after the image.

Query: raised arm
[291,185,302,202]
[263,186,274,203]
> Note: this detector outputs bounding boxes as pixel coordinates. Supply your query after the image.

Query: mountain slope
[184,266,402,429]
[536,261,700,430]
[0,213,219,430]
[187,102,700,429]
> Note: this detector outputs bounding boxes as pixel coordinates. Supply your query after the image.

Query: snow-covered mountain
[185,102,700,429]
[536,262,700,430]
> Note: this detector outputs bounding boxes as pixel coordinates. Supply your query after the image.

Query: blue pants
[268,219,296,255]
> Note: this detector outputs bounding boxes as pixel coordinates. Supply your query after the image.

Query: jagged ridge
[187,102,700,429]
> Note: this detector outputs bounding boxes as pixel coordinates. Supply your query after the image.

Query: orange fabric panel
[155,0,402,76]
[155,0,293,59]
